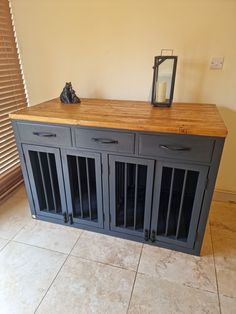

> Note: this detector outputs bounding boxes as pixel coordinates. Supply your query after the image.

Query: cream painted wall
[10,0,236,192]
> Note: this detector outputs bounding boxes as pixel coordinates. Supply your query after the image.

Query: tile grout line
[9,218,33,242]
[126,243,144,314]
[11,226,140,272]
[33,231,84,313]
[209,222,222,314]
[0,239,10,253]
[0,212,32,244]
[13,237,138,272]
[12,238,75,255]
[137,267,219,295]
[69,252,138,272]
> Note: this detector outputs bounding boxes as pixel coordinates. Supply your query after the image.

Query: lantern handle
[161,49,173,56]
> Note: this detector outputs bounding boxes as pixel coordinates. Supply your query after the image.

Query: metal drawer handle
[33,131,57,137]
[159,144,191,151]
[91,138,118,144]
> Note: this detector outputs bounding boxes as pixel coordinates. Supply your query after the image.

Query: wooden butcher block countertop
[10,98,227,138]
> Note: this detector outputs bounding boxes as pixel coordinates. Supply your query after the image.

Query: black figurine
[60,82,81,104]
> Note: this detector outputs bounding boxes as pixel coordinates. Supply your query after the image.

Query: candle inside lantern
[156,81,167,102]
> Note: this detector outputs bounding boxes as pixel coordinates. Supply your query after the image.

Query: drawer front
[17,123,72,147]
[138,134,214,163]
[75,128,135,154]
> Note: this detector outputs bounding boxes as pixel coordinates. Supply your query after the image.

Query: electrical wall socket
[210,57,224,69]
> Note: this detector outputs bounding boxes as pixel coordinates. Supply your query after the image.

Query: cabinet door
[22,144,67,221]
[109,155,154,238]
[61,149,103,228]
[151,161,208,249]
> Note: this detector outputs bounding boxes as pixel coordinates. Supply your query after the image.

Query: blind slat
[0,105,26,118]
[0,130,15,142]
[0,0,27,202]
[0,137,16,149]
[0,142,16,155]
[0,120,11,129]
[0,158,20,173]
[0,63,20,70]
[0,87,25,97]
[0,124,12,133]
[0,79,23,87]
[0,74,22,82]
[0,93,26,104]
[0,98,26,110]
[0,150,19,165]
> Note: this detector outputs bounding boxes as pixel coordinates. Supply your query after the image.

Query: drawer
[75,128,135,154]
[138,134,214,163]
[17,123,72,147]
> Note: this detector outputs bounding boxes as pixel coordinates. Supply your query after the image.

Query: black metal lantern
[151,52,177,107]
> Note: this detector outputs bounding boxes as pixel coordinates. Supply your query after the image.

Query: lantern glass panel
[156,59,174,103]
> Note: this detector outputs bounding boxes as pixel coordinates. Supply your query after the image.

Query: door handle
[159,144,191,151]
[33,131,57,137]
[91,138,118,144]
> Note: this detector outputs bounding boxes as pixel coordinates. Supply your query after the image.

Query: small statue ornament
[60,82,81,104]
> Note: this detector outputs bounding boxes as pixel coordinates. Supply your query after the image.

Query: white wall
[10,0,236,192]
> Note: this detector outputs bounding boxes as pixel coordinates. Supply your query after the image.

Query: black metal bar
[86,158,92,220]
[37,151,49,211]
[120,163,123,207]
[115,163,118,226]
[124,163,127,228]
[165,168,175,236]
[76,156,83,218]
[47,153,57,213]
[121,163,124,222]
[133,164,138,229]
[117,163,119,205]
[176,170,188,239]
[117,162,123,213]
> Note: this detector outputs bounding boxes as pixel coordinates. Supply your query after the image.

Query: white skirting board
[213,189,236,203]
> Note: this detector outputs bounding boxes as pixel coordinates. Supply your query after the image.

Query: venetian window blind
[0,0,28,201]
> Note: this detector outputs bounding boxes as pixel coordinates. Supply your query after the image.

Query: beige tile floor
[0,185,235,314]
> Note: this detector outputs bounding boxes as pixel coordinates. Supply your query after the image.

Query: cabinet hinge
[63,212,68,223]
[68,213,73,224]
[144,229,149,241]
[150,230,156,242]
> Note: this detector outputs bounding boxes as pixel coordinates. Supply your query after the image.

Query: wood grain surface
[10,98,227,137]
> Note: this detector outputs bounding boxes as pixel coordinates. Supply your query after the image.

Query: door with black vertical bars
[22,144,67,221]
[62,149,103,228]
[109,155,154,238]
[151,161,208,249]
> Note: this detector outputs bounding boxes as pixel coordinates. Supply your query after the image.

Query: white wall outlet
[210,56,224,69]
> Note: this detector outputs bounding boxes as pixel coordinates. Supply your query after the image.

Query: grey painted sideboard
[10,98,227,255]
